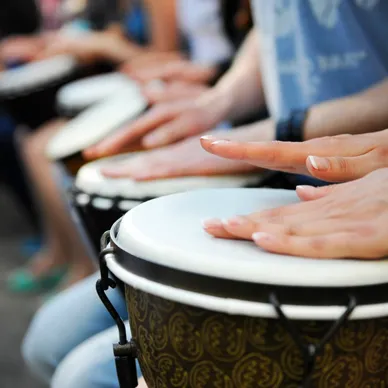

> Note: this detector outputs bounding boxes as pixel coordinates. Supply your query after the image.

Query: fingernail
[308,156,329,171]
[252,232,274,243]
[202,218,223,229]
[296,185,314,191]
[200,135,216,141]
[222,216,246,227]
[211,140,230,145]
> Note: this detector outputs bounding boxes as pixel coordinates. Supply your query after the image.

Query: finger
[202,219,242,240]
[296,184,338,201]
[306,153,379,182]
[142,112,204,149]
[83,106,178,159]
[200,137,310,174]
[252,232,381,259]
[143,83,206,104]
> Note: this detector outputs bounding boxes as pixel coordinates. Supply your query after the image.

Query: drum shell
[125,285,388,387]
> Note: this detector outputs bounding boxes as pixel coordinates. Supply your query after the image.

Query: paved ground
[0,186,45,388]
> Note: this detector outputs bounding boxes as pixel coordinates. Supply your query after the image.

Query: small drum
[103,188,388,387]
[46,85,148,176]
[73,154,263,255]
[0,55,79,128]
[56,72,141,118]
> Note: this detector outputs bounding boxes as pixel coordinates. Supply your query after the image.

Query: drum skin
[125,286,388,387]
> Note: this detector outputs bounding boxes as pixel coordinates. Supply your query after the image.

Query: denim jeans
[22,273,141,387]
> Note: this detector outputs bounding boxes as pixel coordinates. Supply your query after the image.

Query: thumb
[296,184,337,201]
[306,155,368,182]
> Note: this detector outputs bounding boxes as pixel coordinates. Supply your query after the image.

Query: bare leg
[20,119,94,288]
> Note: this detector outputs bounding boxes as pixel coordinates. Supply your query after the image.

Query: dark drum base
[125,286,388,388]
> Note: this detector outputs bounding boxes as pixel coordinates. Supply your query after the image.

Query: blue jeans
[22,273,141,387]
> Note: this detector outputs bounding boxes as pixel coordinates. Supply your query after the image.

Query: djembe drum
[0,55,80,128]
[56,72,141,118]
[46,85,148,176]
[99,188,388,388]
[73,153,263,255]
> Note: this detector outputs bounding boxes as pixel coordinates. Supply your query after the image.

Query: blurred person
[21,2,254,387]
[85,1,388,187]
[8,0,180,294]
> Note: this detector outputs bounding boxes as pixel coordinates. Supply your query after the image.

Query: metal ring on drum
[99,188,388,388]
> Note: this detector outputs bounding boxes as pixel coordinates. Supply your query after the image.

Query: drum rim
[0,55,79,98]
[107,219,388,320]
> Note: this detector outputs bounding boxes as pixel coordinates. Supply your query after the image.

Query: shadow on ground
[0,186,45,388]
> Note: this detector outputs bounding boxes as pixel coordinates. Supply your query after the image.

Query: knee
[21,302,65,384]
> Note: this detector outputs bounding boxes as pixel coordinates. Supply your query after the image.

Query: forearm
[204,29,265,123]
[305,78,388,140]
[144,0,178,52]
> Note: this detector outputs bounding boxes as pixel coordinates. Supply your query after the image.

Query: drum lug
[96,232,139,388]
[269,293,357,388]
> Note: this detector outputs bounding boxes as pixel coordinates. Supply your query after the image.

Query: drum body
[105,189,388,387]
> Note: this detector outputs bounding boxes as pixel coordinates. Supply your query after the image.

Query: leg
[19,119,94,287]
[22,273,128,383]
[51,323,142,388]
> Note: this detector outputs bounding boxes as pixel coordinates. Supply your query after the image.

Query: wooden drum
[104,188,388,387]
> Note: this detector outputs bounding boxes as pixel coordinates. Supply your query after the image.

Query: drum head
[0,55,77,97]
[116,188,388,288]
[46,86,147,160]
[75,153,263,199]
[56,72,139,113]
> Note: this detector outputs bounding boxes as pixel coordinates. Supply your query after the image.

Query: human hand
[203,168,388,259]
[125,59,217,85]
[84,92,226,159]
[99,134,257,181]
[200,130,388,182]
[0,36,46,63]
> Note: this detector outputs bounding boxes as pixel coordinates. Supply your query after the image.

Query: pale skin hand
[125,59,217,85]
[200,129,388,182]
[100,120,273,180]
[84,29,265,157]
[203,168,388,260]
[0,35,47,63]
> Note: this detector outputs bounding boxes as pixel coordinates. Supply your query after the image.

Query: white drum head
[57,72,140,111]
[46,86,147,160]
[116,188,388,288]
[75,153,264,199]
[0,55,77,95]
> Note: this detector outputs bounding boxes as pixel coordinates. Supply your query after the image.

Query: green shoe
[7,267,67,293]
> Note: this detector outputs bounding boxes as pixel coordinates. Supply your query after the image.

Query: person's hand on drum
[124,58,218,85]
[203,168,388,259]
[84,92,228,159]
[201,129,388,182]
[35,32,141,64]
[98,133,257,180]
[0,36,46,64]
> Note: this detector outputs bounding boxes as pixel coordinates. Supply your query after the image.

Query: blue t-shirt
[251,0,388,121]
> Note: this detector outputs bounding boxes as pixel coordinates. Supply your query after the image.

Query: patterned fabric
[251,0,388,121]
[127,286,388,387]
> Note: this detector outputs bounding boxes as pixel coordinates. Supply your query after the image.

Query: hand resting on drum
[36,32,141,65]
[125,58,218,85]
[203,168,388,259]
[201,129,388,182]
[84,93,228,159]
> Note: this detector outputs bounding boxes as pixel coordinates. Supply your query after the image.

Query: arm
[201,28,265,124]
[143,0,178,52]
[304,78,388,139]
